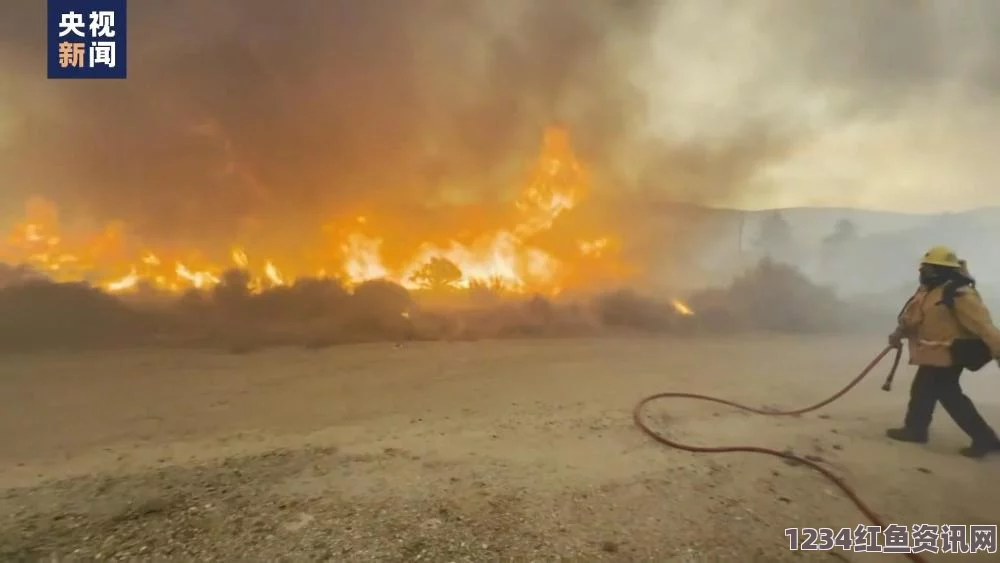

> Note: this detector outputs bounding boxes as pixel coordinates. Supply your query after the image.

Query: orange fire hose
[633,345,930,563]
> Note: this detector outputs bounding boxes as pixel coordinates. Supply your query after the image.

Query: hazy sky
[2,0,1000,240]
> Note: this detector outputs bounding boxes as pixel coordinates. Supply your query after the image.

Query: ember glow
[0,126,690,313]
[671,299,694,316]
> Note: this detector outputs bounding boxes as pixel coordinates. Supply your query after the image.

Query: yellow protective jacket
[892,283,1000,367]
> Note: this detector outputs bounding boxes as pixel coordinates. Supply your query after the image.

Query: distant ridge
[593,197,1000,295]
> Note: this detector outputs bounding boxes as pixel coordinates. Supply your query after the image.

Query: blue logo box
[47,0,128,79]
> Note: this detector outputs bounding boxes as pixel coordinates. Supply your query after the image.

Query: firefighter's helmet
[920,245,962,269]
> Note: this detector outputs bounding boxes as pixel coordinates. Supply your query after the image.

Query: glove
[888,330,903,348]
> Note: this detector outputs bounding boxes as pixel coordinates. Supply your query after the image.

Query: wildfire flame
[0,125,691,314]
[671,299,695,316]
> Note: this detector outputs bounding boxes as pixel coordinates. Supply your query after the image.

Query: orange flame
[671,299,695,316]
[0,126,639,297]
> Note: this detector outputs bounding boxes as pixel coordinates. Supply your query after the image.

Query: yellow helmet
[920,245,962,269]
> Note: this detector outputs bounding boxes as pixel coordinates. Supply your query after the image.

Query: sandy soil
[2,335,999,562]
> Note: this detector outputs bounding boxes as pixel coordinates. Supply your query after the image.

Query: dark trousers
[904,365,999,444]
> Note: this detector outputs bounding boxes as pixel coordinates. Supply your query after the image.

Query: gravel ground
[2,336,1000,562]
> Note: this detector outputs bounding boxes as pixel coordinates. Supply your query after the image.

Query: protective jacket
[892,283,1000,368]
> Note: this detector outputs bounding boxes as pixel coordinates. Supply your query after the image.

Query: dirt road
[2,335,999,561]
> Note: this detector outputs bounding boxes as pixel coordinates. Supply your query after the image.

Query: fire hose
[632,345,931,563]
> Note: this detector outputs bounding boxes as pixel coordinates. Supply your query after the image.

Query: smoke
[629,0,1000,211]
[2,0,1000,247]
[0,0,658,240]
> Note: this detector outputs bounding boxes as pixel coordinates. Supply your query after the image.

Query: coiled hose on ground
[632,345,930,563]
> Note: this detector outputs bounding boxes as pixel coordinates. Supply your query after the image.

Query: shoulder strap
[937,277,975,310]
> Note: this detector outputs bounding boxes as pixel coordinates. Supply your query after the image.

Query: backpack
[937,279,993,372]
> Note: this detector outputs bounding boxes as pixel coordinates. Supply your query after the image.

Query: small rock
[420,518,442,531]
[284,513,315,532]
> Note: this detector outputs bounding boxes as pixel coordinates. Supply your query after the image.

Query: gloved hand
[888,330,903,348]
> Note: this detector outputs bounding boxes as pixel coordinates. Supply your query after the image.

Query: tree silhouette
[822,218,858,249]
[409,257,463,290]
[820,218,859,279]
[212,267,251,310]
[754,211,794,260]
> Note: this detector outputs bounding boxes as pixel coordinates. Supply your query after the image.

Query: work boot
[886,427,928,444]
[959,440,1000,459]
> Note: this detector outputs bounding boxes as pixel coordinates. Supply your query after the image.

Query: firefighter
[886,246,1000,458]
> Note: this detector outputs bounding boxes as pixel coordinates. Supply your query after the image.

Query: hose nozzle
[880,346,903,392]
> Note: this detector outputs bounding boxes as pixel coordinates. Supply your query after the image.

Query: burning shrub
[145,272,359,349]
[287,277,352,311]
[688,258,847,333]
[680,287,737,333]
[0,280,156,351]
[468,278,508,303]
[211,268,253,311]
[204,271,351,320]
[342,279,415,339]
[511,295,602,337]
[246,277,351,322]
[404,308,461,341]
[489,295,556,337]
[592,289,681,332]
[0,257,857,353]
[351,279,412,317]
[152,275,417,349]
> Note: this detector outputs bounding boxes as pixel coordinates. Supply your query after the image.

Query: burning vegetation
[0,126,700,351]
[0,125,863,353]
[1,126,635,300]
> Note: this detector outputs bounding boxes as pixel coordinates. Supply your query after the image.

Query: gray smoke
[629,0,1000,211]
[1,0,999,248]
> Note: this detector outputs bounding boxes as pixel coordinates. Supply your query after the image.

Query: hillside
[603,200,1000,300]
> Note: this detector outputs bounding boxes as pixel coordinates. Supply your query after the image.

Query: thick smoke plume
[1,0,999,246]
[0,0,1000,229]
[0,0,659,240]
